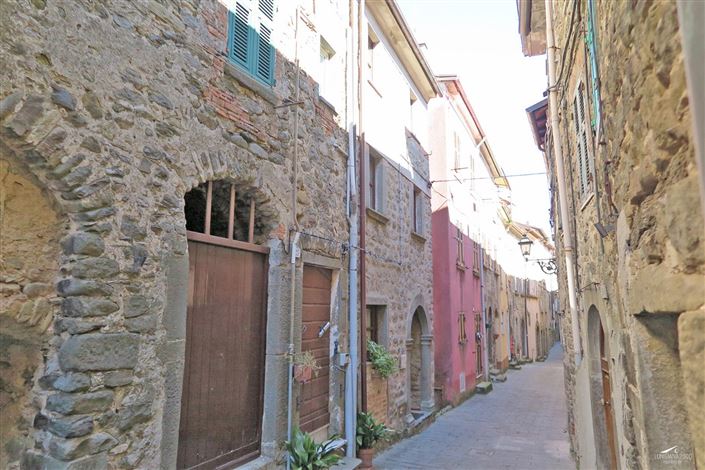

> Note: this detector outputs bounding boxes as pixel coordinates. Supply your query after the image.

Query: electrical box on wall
[336,352,349,367]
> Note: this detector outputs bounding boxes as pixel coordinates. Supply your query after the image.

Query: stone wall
[364,134,434,429]
[548,0,704,468]
[0,0,350,467]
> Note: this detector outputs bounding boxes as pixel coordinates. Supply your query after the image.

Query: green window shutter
[255,25,274,84]
[227,0,275,85]
[228,3,251,69]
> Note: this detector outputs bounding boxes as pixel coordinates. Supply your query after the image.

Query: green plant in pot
[367,340,397,379]
[291,350,320,383]
[285,428,346,470]
[356,411,388,470]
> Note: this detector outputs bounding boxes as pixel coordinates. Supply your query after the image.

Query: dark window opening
[184,180,265,244]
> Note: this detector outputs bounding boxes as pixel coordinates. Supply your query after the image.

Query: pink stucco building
[432,208,484,405]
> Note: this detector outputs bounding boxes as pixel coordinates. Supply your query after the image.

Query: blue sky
[398,0,552,233]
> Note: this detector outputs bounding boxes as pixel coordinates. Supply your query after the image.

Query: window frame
[412,186,423,235]
[573,80,594,202]
[226,0,276,86]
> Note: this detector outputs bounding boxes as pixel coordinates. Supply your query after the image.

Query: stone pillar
[420,335,434,412]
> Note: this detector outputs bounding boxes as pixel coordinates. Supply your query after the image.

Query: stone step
[509,363,522,370]
[475,381,493,394]
[491,373,507,383]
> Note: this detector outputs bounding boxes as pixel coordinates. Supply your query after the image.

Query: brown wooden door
[299,266,331,433]
[178,239,268,469]
[600,326,618,470]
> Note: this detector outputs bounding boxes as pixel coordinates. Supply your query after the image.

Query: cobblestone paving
[375,343,574,470]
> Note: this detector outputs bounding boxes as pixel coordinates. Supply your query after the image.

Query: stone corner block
[58,333,139,371]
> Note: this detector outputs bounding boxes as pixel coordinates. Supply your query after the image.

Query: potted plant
[366,340,397,379]
[291,351,320,383]
[285,427,346,470]
[356,411,388,470]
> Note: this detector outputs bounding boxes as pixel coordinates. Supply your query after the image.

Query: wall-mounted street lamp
[517,234,558,275]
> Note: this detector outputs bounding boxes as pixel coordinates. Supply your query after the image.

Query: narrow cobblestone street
[375,343,573,470]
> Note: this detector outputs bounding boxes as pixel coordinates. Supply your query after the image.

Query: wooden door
[178,239,268,469]
[600,326,618,470]
[299,266,332,433]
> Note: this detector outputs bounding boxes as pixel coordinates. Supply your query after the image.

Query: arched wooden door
[599,325,618,470]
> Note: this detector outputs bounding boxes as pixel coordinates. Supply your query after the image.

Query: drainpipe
[358,0,368,413]
[545,0,581,365]
[344,2,359,457]
[286,9,302,470]
[479,246,489,381]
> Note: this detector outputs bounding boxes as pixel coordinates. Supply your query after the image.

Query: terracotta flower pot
[358,448,375,470]
[294,364,313,383]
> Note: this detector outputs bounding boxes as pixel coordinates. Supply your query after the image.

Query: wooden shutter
[254,0,275,83]
[573,82,592,196]
[229,3,251,69]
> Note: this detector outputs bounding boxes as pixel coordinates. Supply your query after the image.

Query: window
[409,90,418,133]
[455,227,465,267]
[475,313,483,376]
[452,132,460,171]
[412,186,423,234]
[366,305,386,346]
[367,28,379,83]
[227,0,275,85]
[319,36,336,101]
[458,312,468,344]
[573,81,593,197]
[367,148,384,213]
[184,180,263,244]
[472,241,480,276]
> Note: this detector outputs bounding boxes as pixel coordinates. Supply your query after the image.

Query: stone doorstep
[475,381,493,394]
[335,456,361,470]
[235,455,276,470]
[491,373,507,383]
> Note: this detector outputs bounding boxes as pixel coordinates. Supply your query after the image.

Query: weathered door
[299,266,331,433]
[178,239,268,469]
[600,326,618,470]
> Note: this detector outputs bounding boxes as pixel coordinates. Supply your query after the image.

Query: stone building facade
[520,0,705,468]
[0,0,356,468]
[360,1,437,430]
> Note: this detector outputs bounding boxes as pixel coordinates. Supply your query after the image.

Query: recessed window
[412,186,423,234]
[227,0,276,85]
[184,181,264,244]
[319,36,336,101]
[456,227,465,267]
[366,305,387,346]
[458,312,468,344]
[368,148,384,213]
[367,28,379,83]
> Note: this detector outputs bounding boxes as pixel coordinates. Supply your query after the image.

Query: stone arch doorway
[587,307,618,470]
[1,159,63,467]
[406,306,433,420]
[176,180,270,469]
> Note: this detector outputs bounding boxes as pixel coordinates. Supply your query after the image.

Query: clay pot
[358,448,375,470]
[293,364,313,383]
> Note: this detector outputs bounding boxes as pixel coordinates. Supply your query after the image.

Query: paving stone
[375,344,574,470]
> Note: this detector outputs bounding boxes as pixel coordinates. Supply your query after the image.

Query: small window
[366,305,387,346]
[455,227,465,267]
[573,81,593,197]
[227,0,275,85]
[458,312,468,344]
[368,149,384,212]
[453,132,460,171]
[409,90,418,132]
[367,28,379,83]
[184,181,262,244]
[412,186,423,234]
[472,241,480,276]
[319,36,336,101]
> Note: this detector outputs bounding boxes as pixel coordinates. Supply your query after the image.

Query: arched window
[184,180,265,245]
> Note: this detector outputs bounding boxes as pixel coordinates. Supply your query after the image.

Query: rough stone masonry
[0,0,350,468]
